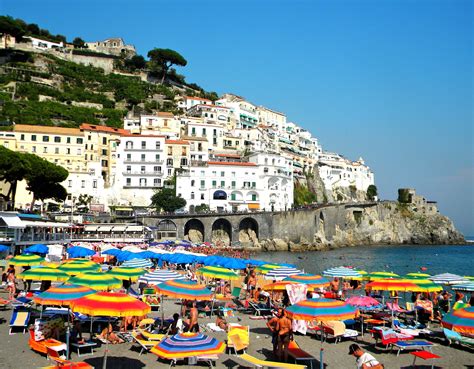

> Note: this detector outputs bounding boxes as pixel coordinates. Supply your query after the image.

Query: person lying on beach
[99,323,124,344]
[215,313,228,331]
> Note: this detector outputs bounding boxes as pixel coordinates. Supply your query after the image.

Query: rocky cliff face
[259,202,465,252]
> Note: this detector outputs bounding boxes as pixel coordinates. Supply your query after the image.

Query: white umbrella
[138,269,185,285]
[122,258,153,268]
[323,266,362,278]
[265,267,303,281]
[429,273,469,285]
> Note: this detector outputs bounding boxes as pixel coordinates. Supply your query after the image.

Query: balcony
[123,185,159,189]
[123,171,164,176]
[123,159,164,164]
[125,147,163,152]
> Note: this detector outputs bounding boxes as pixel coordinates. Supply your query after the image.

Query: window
[43,147,48,153]
[181,147,187,156]
[191,127,196,135]
[167,158,173,166]
[77,148,81,155]
[181,158,188,166]
[77,138,83,144]
[141,154,146,161]
[155,141,161,150]
[141,166,146,174]
[88,135,91,141]
[126,178,131,186]
[200,170,205,176]
[102,137,107,145]
[141,141,146,149]
[43,135,49,142]
[213,129,217,136]
[102,149,107,156]
[213,138,217,145]
[154,178,161,186]
[232,172,236,177]
[220,181,225,188]
[200,180,205,188]
[202,128,206,136]
[197,143,202,151]
[31,135,37,141]
[153,166,160,173]
[252,194,257,201]
[140,178,147,187]
[67,148,71,154]
[220,171,225,177]
[81,180,85,188]
[32,146,36,153]
[168,168,172,175]
[68,180,72,188]
[54,136,61,143]
[126,141,133,149]
[252,182,256,188]
[191,192,195,200]
[20,134,25,140]
[212,180,216,188]
[212,171,217,177]
[101,159,108,167]
[201,193,205,200]
[231,193,236,201]
[191,180,195,187]
[231,181,236,189]
[126,166,131,173]
[126,154,131,161]
[55,147,59,154]
[155,154,160,161]
[67,137,71,144]
[93,180,97,188]
[168,147,172,155]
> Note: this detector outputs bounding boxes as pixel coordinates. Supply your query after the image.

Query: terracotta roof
[13,124,83,136]
[156,112,175,118]
[214,153,241,158]
[121,133,166,138]
[80,123,127,135]
[195,104,229,109]
[165,140,190,145]
[208,161,256,167]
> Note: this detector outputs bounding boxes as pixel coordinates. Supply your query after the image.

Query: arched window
[213,190,227,200]
[126,141,133,149]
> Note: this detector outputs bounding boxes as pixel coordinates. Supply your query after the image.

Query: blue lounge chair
[390,340,434,356]
[9,309,30,334]
[443,328,474,348]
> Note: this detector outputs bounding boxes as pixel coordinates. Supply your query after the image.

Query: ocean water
[258,244,474,277]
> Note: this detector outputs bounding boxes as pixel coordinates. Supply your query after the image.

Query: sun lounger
[371,327,413,348]
[138,328,165,341]
[238,353,307,368]
[322,321,358,343]
[28,328,66,355]
[227,325,250,355]
[38,363,93,369]
[288,341,316,369]
[169,355,219,369]
[131,331,156,355]
[9,309,30,334]
[70,341,97,357]
[248,300,272,316]
[443,328,474,348]
[11,296,32,308]
[390,340,434,356]
[410,350,441,369]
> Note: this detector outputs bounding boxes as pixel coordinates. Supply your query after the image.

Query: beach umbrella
[196,266,240,281]
[406,279,443,292]
[34,284,96,306]
[243,259,267,267]
[430,273,469,285]
[67,246,95,258]
[220,258,247,269]
[283,274,330,288]
[138,269,185,285]
[9,253,44,266]
[256,264,282,274]
[151,332,225,360]
[406,272,431,278]
[122,245,144,253]
[346,295,382,309]
[263,280,302,291]
[71,292,150,368]
[366,278,420,292]
[107,267,146,281]
[0,244,10,253]
[155,280,212,300]
[265,267,303,281]
[442,306,474,335]
[17,267,70,282]
[68,272,122,291]
[24,243,49,254]
[59,261,101,276]
[451,282,474,292]
[286,298,358,369]
[367,271,399,280]
[102,249,122,256]
[323,266,362,278]
[122,258,153,269]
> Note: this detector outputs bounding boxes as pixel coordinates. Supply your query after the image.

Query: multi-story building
[176,152,293,212]
[257,106,287,132]
[165,139,190,177]
[216,94,258,129]
[182,120,225,150]
[85,38,136,57]
[186,104,231,126]
[176,96,213,111]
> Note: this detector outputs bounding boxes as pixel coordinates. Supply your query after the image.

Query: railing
[123,160,164,164]
[18,233,70,242]
[124,148,163,152]
[123,171,164,176]
[123,185,159,189]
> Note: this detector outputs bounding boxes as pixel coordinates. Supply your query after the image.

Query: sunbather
[215,312,228,332]
[99,323,124,344]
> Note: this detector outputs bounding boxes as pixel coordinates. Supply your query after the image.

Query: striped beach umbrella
[68,272,122,291]
[442,306,474,335]
[263,280,302,291]
[367,271,399,280]
[138,269,185,285]
[107,267,146,281]
[406,272,431,278]
[452,282,474,292]
[122,258,153,269]
[155,280,212,300]
[283,274,330,288]
[196,266,240,281]
[17,267,70,282]
[405,279,443,292]
[366,278,420,292]
[346,296,382,309]
[285,298,358,321]
[430,273,469,285]
[9,253,44,266]
[58,261,101,276]
[265,267,303,281]
[151,332,225,360]
[323,266,362,278]
[34,284,95,306]
[256,264,282,274]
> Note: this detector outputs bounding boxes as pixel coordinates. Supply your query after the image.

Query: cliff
[259,201,465,252]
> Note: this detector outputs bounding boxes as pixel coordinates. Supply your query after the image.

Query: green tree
[26,23,40,35]
[0,16,26,41]
[398,188,412,203]
[0,146,31,209]
[124,55,146,71]
[147,48,187,84]
[366,185,378,201]
[72,37,86,48]
[77,194,93,212]
[24,154,69,210]
[151,188,186,213]
[195,204,210,213]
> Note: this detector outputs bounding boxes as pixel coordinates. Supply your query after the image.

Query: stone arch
[184,218,205,243]
[157,219,177,239]
[211,218,232,246]
[239,217,259,245]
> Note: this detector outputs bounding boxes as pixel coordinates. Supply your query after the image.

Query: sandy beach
[0,295,472,369]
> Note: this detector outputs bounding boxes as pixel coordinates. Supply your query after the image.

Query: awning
[97,226,112,232]
[126,225,143,232]
[1,214,25,229]
[84,225,98,232]
[248,203,260,210]
[115,207,133,211]
[111,225,127,232]
[293,162,303,168]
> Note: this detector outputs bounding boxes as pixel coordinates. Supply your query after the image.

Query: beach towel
[415,300,433,313]
[323,321,345,337]
[287,284,308,335]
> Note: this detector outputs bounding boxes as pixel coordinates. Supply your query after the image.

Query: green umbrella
[107,267,146,281]
[9,254,44,266]
[68,272,122,291]
[59,261,101,276]
[17,267,70,282]
[196,266,240,281]
[406,272,431,278]
[367,271,399,280]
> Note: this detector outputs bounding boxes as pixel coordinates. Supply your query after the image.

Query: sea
[258,244,474,277]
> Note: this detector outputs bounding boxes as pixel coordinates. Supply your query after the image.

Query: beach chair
[288,340,317,369]
[28,328,66,355]
[9,309,30,334]
[38,363,94,369]
[443,328,474,348]
[322,321,358,343]
[138,328,165,341]
[390,339,434,356]
[248,300,272,316]
[169,355,219,368]
[410,351,442,369]
[131,331,156,355]
[0,297,11,310]
[46,346,68,365]
[11,296,32,308]
[227,325,250,355]
[238,353,307,368]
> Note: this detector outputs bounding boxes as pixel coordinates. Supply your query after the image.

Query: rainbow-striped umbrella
[285,298,358,321]
[155,280,212,300]
[68,272,122,291]
[106,267,146,281]
[406,272,431,278]
[263,280,302,291]
[151,332,225,360]
[366,271,399,280]
[196,266,239,281]
[17,267,70,282]
[59,261,101,276]
[34,284,96,306]
[366,278,420,292]
[442,306,474,335]
[256,264,281,274]
[9,254,44,266]
[283,274,330,288]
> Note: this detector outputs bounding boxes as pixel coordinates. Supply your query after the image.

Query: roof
[156,112,175,118]
[121,133,166,138]
[185,96,212,102]
[214,153,241,158]
[208,161,256,167]
[181,135,208,142]
[80,123,128,135]
[165,140,190,145]
[14,124,83,136]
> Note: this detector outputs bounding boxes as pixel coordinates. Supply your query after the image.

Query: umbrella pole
[320,321,324,369]
[102,317,110,369]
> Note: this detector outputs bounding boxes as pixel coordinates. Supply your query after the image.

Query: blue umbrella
[221,258,247,270]
[116,251,136,262]
[0,244,10,253]
[122,258,153,268]
[137,251,161,259]
[244,259,267,266]
[68,246,95,258]
[102,249,122,256]
[24,244,49,254]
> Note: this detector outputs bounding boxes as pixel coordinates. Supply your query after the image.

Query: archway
[238,217,259,245]
[184,218,205,243]
[211,218,232,246]
[157,219,177,240]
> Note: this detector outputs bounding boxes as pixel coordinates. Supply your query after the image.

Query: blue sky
[3,0,473,235]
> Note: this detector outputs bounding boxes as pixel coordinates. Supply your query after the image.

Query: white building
[177,96,213,111]
[186,104,231,126]
[216,94,258,129]
[176,152,293,212]
[24,36,64,50]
